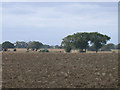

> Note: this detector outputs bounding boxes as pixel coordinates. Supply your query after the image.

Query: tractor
[39,48,49,52]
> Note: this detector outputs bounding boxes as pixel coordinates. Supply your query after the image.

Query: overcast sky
[2,2,118,45]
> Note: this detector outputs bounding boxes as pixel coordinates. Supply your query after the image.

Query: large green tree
[15,41,28,48]
[61,35,73,52]
[62,32,90,52]
[2,41,15,51]
[89,32,111,53]
[62,32,111,53]
[28,41,43,51]
[73,32,90,52]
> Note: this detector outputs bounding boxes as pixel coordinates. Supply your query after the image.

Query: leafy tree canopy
[89,32,111,52]
[101,43,115,51]
[28,41,43,50]
[2,41,14,49]
[15,41,28,48]
[62,32,111,53]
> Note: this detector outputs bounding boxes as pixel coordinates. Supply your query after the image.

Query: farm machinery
[39,48,49,52]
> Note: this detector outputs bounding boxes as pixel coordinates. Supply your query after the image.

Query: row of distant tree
[0,41,64,51]
[0,32,120,52]
[0,41,120,52]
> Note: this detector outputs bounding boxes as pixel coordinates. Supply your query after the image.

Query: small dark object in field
[39,49,49,52]
[13,49,16,51]
[36,49,38,51]
[39,50,42,52]
[3,49,7,51]
[27,47,29,51]
[46,50,49,52]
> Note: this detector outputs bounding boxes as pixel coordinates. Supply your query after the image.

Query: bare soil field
[2,52,118,88]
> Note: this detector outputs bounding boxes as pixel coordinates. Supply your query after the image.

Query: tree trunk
[3,48,7,51]
[79,49,83,52]
[85,48,86,52]
[96,49,98,53]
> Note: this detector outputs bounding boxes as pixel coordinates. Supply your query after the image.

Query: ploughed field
[2,52,118,88]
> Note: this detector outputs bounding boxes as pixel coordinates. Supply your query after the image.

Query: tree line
[0,32,120,53]
[0,41,63,51]
[61,32,119,53]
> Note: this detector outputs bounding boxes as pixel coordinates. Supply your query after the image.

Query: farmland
[2,52,118,88]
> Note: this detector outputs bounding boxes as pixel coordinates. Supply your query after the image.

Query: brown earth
[2,52,118,88]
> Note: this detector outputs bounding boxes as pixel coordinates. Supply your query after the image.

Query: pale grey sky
[2,2,118,45]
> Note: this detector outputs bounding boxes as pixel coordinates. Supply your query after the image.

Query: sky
[2,2,118,45]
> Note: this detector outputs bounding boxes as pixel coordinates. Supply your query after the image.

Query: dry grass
[8,48,65,53]
[8,48,119,53]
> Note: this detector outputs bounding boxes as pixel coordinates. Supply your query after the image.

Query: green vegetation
[64,45,72,52]
[62,32,111,53]
[0,44,2,51]
[117,43,120,49]
[2,41,15,51]
[89,32,110,53]
[101,43,115,51]
[15,41,28,48]
[28,41,43,51]
[1,32,119,52]
[39,48,49,52]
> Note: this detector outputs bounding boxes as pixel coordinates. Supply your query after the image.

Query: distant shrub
[13,49,16,51]
[65,46,71,52]
[46,50,49,52]
[3,48,7,51]
[39,49,49,52]
[39,50,42,52]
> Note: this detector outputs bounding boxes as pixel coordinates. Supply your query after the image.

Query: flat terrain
[2,52,118,88]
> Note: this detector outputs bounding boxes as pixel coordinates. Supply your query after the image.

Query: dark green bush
[13,49,16,51]
[65,46,71,52]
